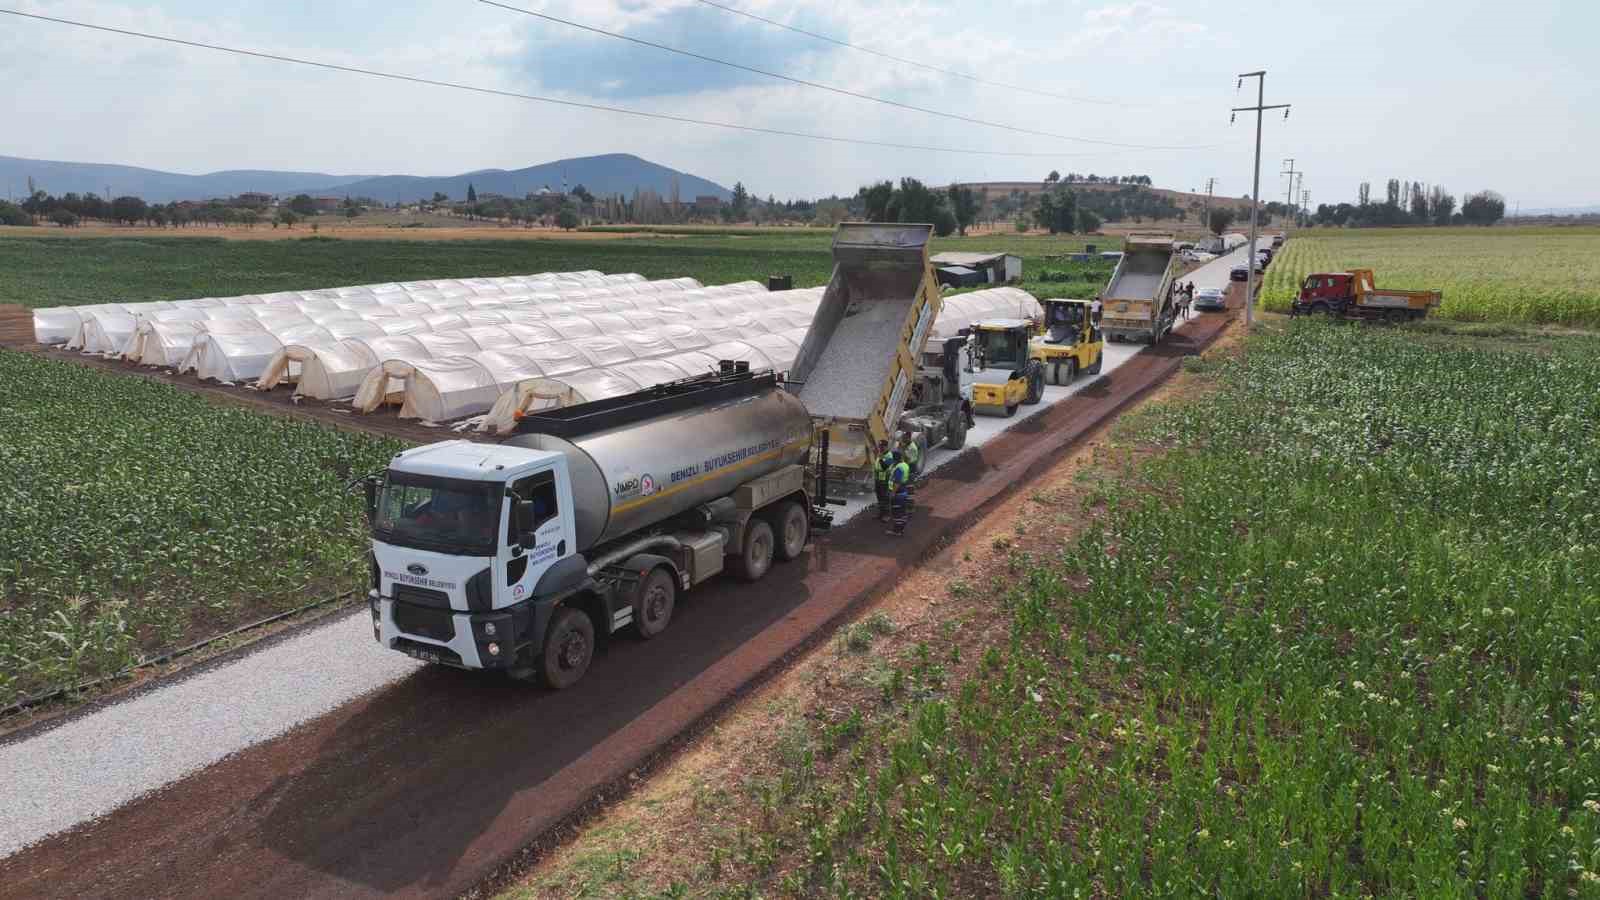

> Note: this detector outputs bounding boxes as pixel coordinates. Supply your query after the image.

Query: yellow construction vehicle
[967,318,1045,417]
[1031,298,1104,385]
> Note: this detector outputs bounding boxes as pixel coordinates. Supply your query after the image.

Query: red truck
[1291,268,1441,322]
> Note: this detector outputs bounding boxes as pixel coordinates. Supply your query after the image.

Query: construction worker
[900,433,922,483]
[872,440,894,522]
[887,450,912,536]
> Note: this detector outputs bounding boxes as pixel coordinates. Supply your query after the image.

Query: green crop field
[1261,226,1600,327]
[0,230,1104,309]
[664,323,1600,896]
[0,350,405,708]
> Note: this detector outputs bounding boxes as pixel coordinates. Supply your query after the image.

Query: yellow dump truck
[1099,232,1180,345]
[788,223,946,482]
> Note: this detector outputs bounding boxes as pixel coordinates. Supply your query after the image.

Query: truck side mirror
[362,476,379,525]
[512,500,539,549]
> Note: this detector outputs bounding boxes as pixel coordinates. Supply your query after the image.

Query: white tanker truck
[363,224,948,688]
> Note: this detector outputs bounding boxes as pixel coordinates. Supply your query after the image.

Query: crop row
[1259,226,1600,327]
[0,349,405,708]
[694,322,1600,895]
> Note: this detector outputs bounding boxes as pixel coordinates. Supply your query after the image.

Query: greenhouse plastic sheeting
[125,321,202,367]
[394,356,499,421]
[397,349,559,422]
[929,288,1043,340]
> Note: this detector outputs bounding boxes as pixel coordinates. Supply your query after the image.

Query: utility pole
[1293,172,1304,226]
[1233,71,1290,327]
[1281,158,1299,232]
[1301,189,1310,226]
[1203,177,1216,236]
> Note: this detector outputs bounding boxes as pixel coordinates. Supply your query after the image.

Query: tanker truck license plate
[404,645,443,663]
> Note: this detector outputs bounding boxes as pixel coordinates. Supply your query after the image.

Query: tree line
[1313,179,1505,228]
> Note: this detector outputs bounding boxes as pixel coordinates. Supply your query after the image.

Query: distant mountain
[0,155,362,203]
[305,154,731,204]
[1515,205,1600,217]
[0,152,731,205]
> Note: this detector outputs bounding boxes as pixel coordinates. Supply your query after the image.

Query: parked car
[1193,286,1226,310]
[1180,249,1217,263]
[1230,265,1249,282]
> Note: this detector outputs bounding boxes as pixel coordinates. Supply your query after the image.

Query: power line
[691,0,1132,108]
[0,7,1113,160]
[481,0,1213,151]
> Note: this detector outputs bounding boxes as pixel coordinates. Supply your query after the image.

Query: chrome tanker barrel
[506,369,813,552]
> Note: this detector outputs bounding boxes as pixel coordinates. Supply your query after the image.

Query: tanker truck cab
[370,440,576,675]
[367,367,819,690]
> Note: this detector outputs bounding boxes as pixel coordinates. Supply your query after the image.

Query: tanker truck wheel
[540,607,594,690]
[773,501,809,563]
[633,568,677,639]
[735,518,775,582]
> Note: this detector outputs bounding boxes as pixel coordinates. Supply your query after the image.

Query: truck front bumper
[371,591,541,670]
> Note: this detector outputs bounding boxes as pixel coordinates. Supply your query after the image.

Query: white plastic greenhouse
[33,269,711,351]
[102,274,721,384]
[352,289,826,423]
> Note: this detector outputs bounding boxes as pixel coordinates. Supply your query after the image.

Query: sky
[1,0,1596,209]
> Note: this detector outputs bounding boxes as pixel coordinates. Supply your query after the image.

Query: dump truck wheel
[1309,303,1330,317]
[773,501,808,562]
[633,567,676,639]
[736,518,775,582]
[1025,368,1045,404]
[944,409,968,450]
[541,607,595,689]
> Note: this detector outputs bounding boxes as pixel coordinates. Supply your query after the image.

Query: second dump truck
[1291,268,1441,321]
[366,223,956,688]
[1099,233,1180,344]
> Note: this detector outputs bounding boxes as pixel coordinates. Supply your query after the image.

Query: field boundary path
[0,305,31,346]
[0,316,1236,900]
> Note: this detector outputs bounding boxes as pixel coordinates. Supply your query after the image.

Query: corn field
[1260,226,1600,327]
[0,349,405,708]
[698,323,1600,896]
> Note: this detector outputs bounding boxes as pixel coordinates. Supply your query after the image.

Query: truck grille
[394,584,450,609]
[393,600,456,642]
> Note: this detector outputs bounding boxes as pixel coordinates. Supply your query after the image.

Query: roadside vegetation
[0,350,404,709]
[1261,226,1600,327]
[509,321,1600,897]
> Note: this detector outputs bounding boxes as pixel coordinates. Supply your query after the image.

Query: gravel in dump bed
[798,297,910,419]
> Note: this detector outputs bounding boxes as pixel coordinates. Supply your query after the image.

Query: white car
[1181,250,1217,263]
[1193,286,1226,310]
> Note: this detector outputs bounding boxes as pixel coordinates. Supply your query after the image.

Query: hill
[0,153,730,205]
[955,179,1257,214]
[0,155,361,204]
[307,154,730,204]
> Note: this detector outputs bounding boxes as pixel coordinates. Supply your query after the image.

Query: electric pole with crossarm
[1233,71,1290,327]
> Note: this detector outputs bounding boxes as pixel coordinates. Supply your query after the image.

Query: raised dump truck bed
[789,223,941,471]
[1100,232,1179,345]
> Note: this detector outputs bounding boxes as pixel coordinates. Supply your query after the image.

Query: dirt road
[0,301,1233,899]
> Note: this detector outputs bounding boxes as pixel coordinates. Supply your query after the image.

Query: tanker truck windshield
[374,473,501,555]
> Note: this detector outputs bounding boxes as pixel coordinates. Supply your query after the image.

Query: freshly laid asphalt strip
[0,299,1235,899]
